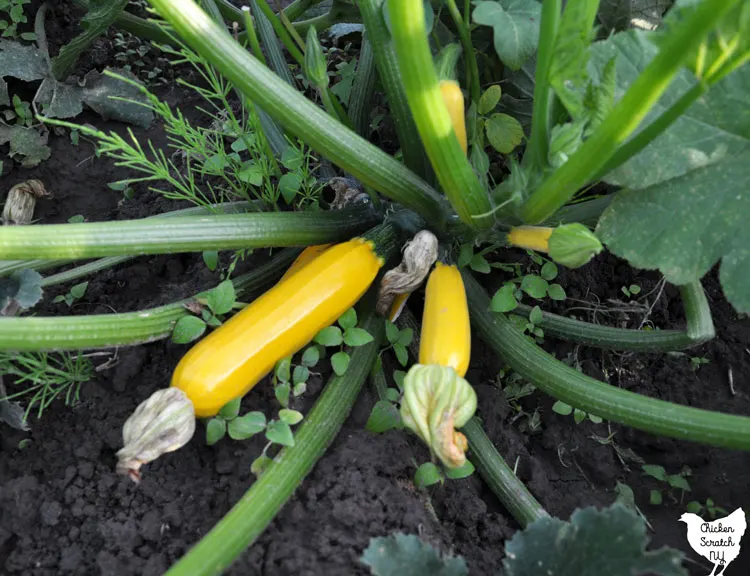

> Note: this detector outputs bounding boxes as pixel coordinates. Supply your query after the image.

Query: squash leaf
[361,533,468,576]
[473,0,541,71]
[504,504,686,576]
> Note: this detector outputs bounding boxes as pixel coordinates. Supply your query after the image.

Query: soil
[2,3,750,576]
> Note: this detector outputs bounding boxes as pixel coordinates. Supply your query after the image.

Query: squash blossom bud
[400,364,477,468]
[304,25,329,90]
[548,223,603,269]
[116,388,196,483]
[2,180,50,225]
[376,230,438,318]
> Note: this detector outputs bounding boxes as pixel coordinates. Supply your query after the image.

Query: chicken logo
[679,507,746,575]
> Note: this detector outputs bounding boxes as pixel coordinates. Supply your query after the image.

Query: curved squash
[280,244,332,281]
[419,262,471,377]
[172,238,383,416]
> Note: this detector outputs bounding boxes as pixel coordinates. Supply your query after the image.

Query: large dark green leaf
[597,149,750,313]
[361,533,468,576]
[473,0,541,71]
[504,504,686,576]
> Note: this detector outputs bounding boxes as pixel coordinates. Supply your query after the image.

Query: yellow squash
[172,238,383,417]
[507,226,553,253]
[419,262,471,377]
[439,80,468,155]
[280,243,332,281]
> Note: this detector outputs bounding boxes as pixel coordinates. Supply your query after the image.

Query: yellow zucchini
[419,262,471,377]
[172,238,383,417]
[507,226,553,253]
[280,243,332,281]
[439,80,468,155]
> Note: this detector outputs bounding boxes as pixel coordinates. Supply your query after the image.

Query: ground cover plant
[0,0,749,574]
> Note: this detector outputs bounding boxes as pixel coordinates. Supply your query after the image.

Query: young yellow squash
[419,262,471,377]
[280,243,332,281]
[439,80,467,155]
[507,226,553,253]
[172,238,383,417]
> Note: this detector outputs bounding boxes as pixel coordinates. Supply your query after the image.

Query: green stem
[522,0,561,173]
[255,0,305,66]
[463,270,750,450]
[284,0,324,22]
[250,0,298,87]
[114,9,176,44]
[462,418,548,527]
[349,33,378,138]
[241,6,267,65]
[444,0,480,105]
[358,0,428,179]
[0,249,299,351]
[513,279,714,351]
[278,6,307,52]
[520,0,740,224]
[52,0,129,80]
[387,0,493,229]
[146,0,450,229]
[164,314,384,576]
[543,195,612,227]
[0,205,378,260]
[370,362,389,400]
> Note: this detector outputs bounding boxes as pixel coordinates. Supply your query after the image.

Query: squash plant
[1,0,748,573]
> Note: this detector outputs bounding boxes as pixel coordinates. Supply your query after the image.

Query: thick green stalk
[0,249,299,351]
[0,205,378,260]
[463,271,750,450]
[114,9,176,44]
[522,0,561,172]
[387,0,493,229]
[349,34,378,138]
[444,0,480,105]
[242,6,267,65]
[164,314,384,576]
[358,0,428,179]
[254,0,305,67]
[462,418,548,527]
[520,0,740,223]
[512,279,714,352]
[250,0,297,87]
[52,0,129,80]
[147,0,450,229]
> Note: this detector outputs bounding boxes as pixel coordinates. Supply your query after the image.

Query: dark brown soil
[1,4,750,576]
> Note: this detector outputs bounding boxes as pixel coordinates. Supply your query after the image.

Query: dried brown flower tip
[2,180,51,225]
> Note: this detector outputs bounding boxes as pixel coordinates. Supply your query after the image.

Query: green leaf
[281,146,303,170]
[69,282,88,299]
[540,262,558,281]
[397,328,413,346]
[520,275,548,299]
[361,533,468,576]
[0,39,47,81]
[479,85,502,114]
[552,400,573,416]
[293,364,309,385]
[266,419,295,447]
[444,460,475,480]
[470,253,491,273]
[393,370,406,391]
[485,113,524,154]
[251,454,272,477]
[503,504,686,575]
[548,0,599,116]
[547,284,567,301]
[414,462,443,489]
[206,279,236,315]
[314,325,343,346]
[528,305,543,324]
[275,356,292,382]
[642,464,668,482]
[385,388,400,403]
[385,320,400,344]
[238,161,264,186]
[228,411,266,440]
[458,243,474,268]
[345,327,373,347]
[202,250,218,271]
[667,475,690,492]
[685,501,702,514]
[301,346,320,367]
[293,381,307,396]
[0,268,42,311]
[472,0,541,71]
[206,418,226,446]
[573,408,586,424]
[77,69,153,128]
[596,149,750,313]
[275,382,291,407]
[219,397,241,420]
[0,123,50,167]
[278,172,302,204]
[338,307,357,330]
[171,316,206,344]
[279,408,304,426]
[650,490,663,506]
[331,351,350,375]
[393,343,409,367]
[490,284,518,313]
[365,400,402,433]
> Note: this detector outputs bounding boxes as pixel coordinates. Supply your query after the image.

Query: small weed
[642,463,692,505]
[0,0,35,41]
[52,282,88,308]
[621,284,642,298]
[686,498,727,519]
[552,400,603,425]
[689,356,710,372]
